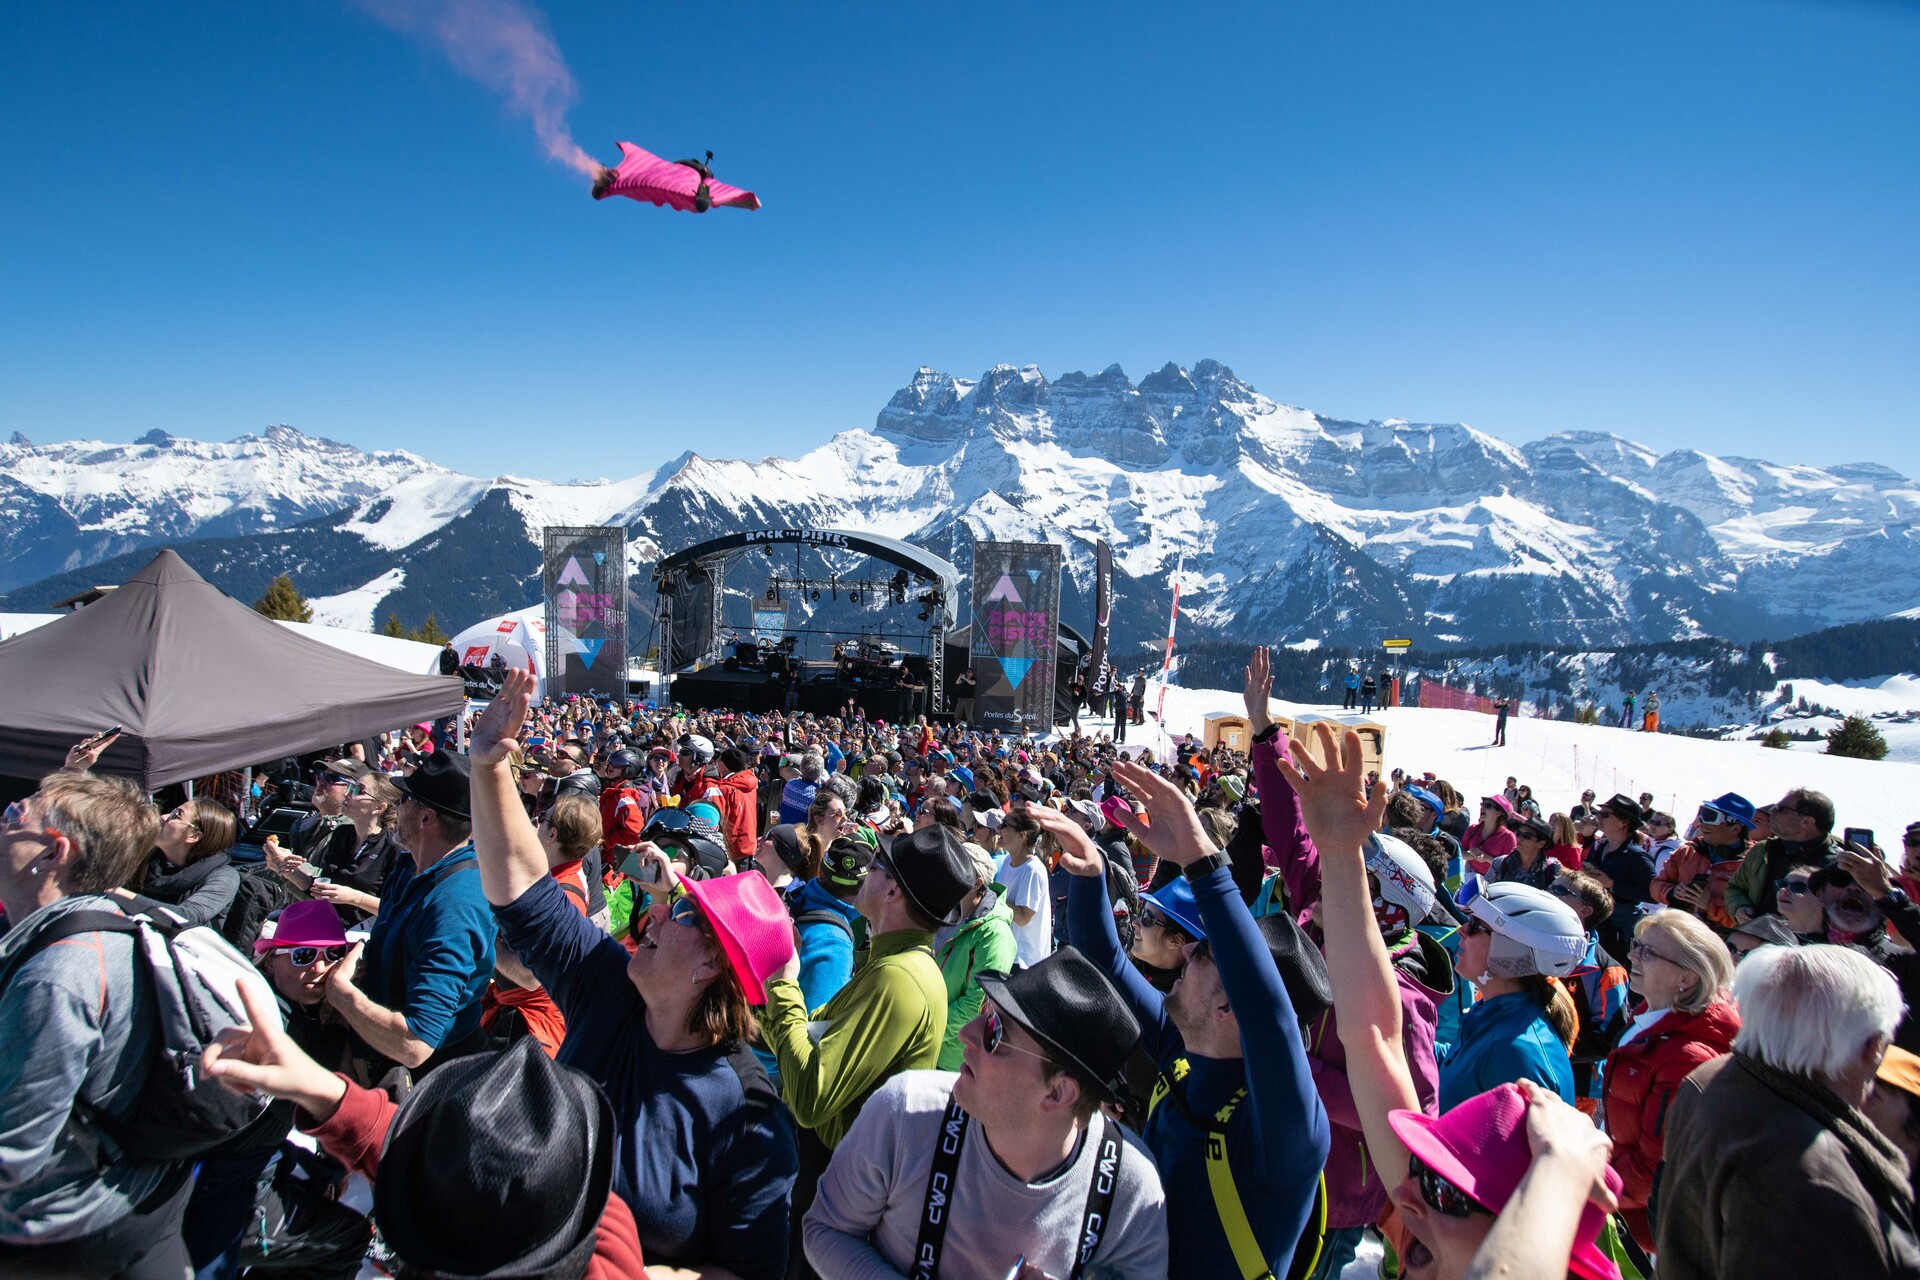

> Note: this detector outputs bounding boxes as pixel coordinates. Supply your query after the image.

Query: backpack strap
[793,909,854,940]
[1145,1056,1326,1280]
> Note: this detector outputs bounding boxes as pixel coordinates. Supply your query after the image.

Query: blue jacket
[788,879,862,1012]
[359,843,494,1053]
[1070,867,1330,1280]
[1438,990,1574,1112]
[1417,919,1474,1063]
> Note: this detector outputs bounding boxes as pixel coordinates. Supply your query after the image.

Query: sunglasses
[283,944,349,968]
[667,896,706,930]
[1774,803,1811,818]
[1462,918,1493,938]
[1410,1154,1489,1218]
[1776,877,1813,896]
[165,806,202,830]
[982,1005,1051,1063]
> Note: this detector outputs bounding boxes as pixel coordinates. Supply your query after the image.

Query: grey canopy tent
[0,549,464,791]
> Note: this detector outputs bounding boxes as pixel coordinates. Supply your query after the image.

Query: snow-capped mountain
[6,363,1919,657]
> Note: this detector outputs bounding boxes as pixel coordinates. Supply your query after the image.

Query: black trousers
[787,1125,834,1280]
[0,1164,194,1280]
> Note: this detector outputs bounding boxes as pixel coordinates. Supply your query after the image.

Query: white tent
[0,611,443,676]
[448,606,551,694]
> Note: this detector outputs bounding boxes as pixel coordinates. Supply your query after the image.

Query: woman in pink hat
[465,670,800,1280]
[1277,722,1625,1280]
[1464,794,1518,878]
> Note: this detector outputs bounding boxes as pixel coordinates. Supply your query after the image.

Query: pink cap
[1100,795,1137,830]
[1482,793,1515,817]
[679,873,796,1006]
[254,900,350,954]
[1389,1084,1621,1280]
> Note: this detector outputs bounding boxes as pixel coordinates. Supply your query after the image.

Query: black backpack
[221,862,300,954]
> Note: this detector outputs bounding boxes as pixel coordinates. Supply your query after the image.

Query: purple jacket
[1251,728,1450,1228]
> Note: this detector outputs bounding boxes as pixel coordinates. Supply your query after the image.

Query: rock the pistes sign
[969,541,1062,730]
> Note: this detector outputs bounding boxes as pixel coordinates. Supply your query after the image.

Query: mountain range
[6,361,1919,661]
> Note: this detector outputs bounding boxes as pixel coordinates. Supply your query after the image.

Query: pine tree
[381,614,408,637]
[1826,715,1889,761]
[253,573,313,623]
[1760,727,1791,750]
[414,613,449,645]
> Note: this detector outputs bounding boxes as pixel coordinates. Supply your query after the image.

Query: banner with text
[543,526,627,697]
[970,540,1062,731]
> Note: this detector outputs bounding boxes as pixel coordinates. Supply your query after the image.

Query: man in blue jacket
[1037,758,1331,1280]
[327,750,495,1077]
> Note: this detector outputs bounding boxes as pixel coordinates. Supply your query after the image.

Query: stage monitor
[970,540,1063,732]
[544,526,627,697]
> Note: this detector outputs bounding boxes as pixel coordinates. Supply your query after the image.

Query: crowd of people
[3,647,1920,1279]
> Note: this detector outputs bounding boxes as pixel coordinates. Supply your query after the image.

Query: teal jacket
[1439,989,1574,1112]
[935,889,1017,1070]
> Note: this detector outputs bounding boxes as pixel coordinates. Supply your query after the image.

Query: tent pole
[184,777,194,800]
[241,766,252,821]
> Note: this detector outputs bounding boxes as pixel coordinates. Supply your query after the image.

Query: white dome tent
[448,606,554,696]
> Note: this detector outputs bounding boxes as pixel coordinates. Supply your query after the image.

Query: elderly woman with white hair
[1657,943,1919,1279]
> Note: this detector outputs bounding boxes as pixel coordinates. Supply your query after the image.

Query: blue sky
[2,0,1915,480]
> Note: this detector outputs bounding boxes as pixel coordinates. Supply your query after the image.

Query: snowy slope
[1134,681,1920,839]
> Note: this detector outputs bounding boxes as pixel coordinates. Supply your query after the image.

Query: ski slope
[1122,680,1920,838]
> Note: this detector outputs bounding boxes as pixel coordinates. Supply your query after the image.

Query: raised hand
[1242,647,1274,735]
[470,669,535,768]
[64,728,120,772]
[1517,1079,1618,1212]
[1031,805,1104,878]
[1107,759,1215,867]
[202,979,348,1122]
[1271,720,1388,860]
[1839,845,1893,901]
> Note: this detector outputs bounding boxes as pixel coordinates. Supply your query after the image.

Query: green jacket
[763,928,947,1149]
[1723,835,1840,918]
[935,891,1018,1070]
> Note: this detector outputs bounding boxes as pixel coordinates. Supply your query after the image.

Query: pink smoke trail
[354,0,600,176]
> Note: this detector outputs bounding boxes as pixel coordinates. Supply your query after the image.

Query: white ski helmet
[1462,882,1587,979]
[1363,832,1437,926]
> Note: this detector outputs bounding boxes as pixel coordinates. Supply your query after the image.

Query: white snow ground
[1097,680,1920,837]
[308,568,407,632]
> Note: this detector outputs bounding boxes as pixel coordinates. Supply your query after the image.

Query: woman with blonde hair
[1601,909,1738,1249]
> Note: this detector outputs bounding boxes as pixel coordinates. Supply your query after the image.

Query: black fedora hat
[1255,911,1333,1024]
[977,946,1140,1103]
[1598,793,1643,825]
[375,1037,614,1279]
[874,824,974,926]
[392,749,472,820]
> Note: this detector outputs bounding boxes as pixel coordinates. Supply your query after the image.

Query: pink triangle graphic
[984,573,1023,604]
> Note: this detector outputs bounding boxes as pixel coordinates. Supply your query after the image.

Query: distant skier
[1621,690,1637,728]
[1493,699,1510,746]
[1360,671,1378,714]
[1642,690,1661,733]
[1344,667,1361,709]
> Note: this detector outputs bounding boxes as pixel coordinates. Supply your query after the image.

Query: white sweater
[805,1069,1169,1280]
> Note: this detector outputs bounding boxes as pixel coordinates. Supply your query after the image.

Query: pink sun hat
[1388,1083,1622,1280]
[679,873,796,1006]
[254,900,350,955]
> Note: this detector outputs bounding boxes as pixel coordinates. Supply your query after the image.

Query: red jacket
[714,769,760,860]
[1602,1000,1739,1213]
[304,1078,648,1279]
[599,782,650,850]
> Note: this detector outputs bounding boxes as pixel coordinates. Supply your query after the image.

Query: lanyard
[911,1094,1119,1280]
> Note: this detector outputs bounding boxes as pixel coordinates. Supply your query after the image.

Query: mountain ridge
[6,361,1917,657]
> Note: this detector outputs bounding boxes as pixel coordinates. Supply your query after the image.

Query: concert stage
[670,662,925,723]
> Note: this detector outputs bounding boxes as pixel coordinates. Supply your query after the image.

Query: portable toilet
[1203,712,1252,752]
